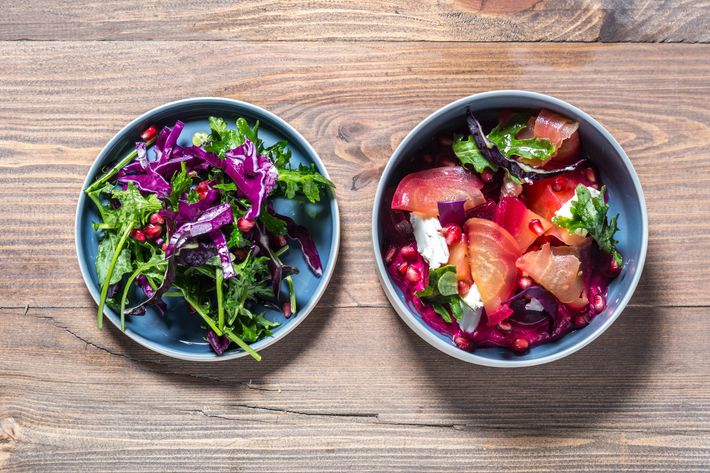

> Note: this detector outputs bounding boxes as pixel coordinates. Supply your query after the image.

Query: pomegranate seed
[518,276,533,290]
[585,167,597,183]
[237,217,255,233]
[512,337,529,353]
[384,246,397,265]
[593,294,606,313]
[497,321,512,333]
[453,335,474,352]
[528,219,545,236]
[422,153,434,164]
[552,176,567,192]
[150,213,164,225]
[572,314,588,328]
[396,262,409,277]
[481,169,495,183]
[608,256,622,276]
[161,242,168,252]
[443,224,462,246]
[140,125,157,141]
[283,301,292,318]
[131,229,146,242]
[405,267,421,284]
[195,181,209,193]
[457,280,471,296]
[399,244,417,262]
[144,223,162,239]
[276,236,288,248]
[437,135,453,147]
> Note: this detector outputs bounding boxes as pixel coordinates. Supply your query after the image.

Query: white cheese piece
[410,213,449,269]
[525,298,545,312]
[459,283,483,333]
[554,186,601,236]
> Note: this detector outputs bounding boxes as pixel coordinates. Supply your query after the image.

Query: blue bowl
[372,91,647,367]
[75,98,340,361]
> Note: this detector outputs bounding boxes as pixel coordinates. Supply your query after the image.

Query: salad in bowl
[83,115,334,361]
[381,108,624,356]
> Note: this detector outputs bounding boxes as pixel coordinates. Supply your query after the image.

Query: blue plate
[372,91,648,367]
[75,98,340,361]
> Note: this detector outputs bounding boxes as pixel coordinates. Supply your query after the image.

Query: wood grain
[0,41,708,309]
[0,0,708,43]
[1,304,708,472]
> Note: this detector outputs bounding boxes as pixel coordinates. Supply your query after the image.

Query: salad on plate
[382,109,622,354]
[85,117,334,360]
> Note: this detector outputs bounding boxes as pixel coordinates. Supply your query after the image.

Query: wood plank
[0,41,708,308]
[0,0,708,43]
[1,305,708,472]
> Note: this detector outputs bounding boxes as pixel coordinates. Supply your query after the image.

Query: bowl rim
[371,90,648,367]
[75,97,340,362]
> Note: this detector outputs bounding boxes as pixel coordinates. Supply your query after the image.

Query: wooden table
[1,2,709,471]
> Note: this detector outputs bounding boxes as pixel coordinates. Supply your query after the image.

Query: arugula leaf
[552,185,622,265]
[223,252,274,329]
[276,164,335,204]
[227,226,250,249]
[487,114,556,161]
[106,184,163,228]
[203,117,264,157]
[236,117,263,150]
[96,232,132,286]
[452,135,498,173]
[169,162,192,206]
[259,211,287,236]
[263,140,292,168]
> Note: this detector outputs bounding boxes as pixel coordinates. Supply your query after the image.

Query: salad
[85,117,334,360]
[383,109,622,354]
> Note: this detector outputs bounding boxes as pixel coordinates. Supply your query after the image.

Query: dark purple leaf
[467,111,584,183]
[273,212,323,277]
[124,260,175,316]
[175,239,217,267]
[504,285,561,334]
[135,274,166,316]
[253,222,299,302]
[207,330,231,356]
